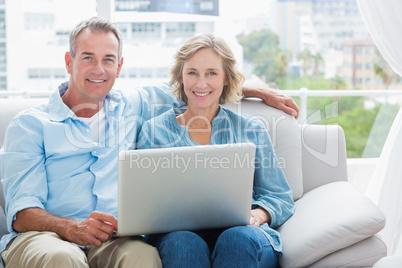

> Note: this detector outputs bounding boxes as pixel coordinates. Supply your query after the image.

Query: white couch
[0,97,387,267]
[373,254,402,268]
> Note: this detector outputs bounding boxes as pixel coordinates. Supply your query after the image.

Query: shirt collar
[211,106,228,125]
[48,81,123,122]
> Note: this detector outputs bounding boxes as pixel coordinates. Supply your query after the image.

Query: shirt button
[86,129,90,133]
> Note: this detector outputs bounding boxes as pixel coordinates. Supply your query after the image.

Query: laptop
[117,142,256,236]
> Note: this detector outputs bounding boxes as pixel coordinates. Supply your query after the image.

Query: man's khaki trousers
[1,231,162,268]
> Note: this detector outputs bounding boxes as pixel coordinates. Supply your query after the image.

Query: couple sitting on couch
[0,17,297,267]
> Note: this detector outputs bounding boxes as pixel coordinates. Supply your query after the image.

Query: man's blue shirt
[0,82,181,252]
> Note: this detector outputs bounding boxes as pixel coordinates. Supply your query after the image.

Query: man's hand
[242,86,299,119]
[65,211,118,247]
[13,208,117,247]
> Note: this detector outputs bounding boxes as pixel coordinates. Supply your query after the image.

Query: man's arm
[242,86,299,119]
[137,82,299,119]
[13,208,117,247]
[2,108,117,247]
[135,83,185,121]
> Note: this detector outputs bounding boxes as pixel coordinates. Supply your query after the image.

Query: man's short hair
[69,17,123,61]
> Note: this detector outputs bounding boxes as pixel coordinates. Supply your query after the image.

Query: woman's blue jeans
[146,225,279,268]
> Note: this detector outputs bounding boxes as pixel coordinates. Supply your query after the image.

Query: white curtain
[357,0,402,77]
[357,0,402,255]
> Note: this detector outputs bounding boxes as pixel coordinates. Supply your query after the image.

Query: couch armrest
[301,124,348,193]
[277,181,386,268]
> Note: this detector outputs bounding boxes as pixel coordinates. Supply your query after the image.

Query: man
[0,17,298,267]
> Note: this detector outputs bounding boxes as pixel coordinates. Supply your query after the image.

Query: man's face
[65,28,123,104]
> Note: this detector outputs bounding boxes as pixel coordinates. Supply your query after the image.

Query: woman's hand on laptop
[249,208,272,227]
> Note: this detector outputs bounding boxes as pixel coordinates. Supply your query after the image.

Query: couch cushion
[277,181,386,268]
[301,124,348,192]
[0,98,48,148]
[0,208,7,238]
[310,235,387,267]
[223,98,303,201]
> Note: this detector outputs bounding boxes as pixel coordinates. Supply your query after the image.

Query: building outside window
[1,0,402,160]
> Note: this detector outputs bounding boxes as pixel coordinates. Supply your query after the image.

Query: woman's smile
[193,91,212,97]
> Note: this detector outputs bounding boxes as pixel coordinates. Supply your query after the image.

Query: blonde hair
[170,34,244,104]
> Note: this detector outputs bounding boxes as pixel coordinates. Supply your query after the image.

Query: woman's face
[182,48,228,114]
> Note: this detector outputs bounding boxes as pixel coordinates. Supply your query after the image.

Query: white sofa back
[0,97,347,204]
[223,99,304,200]
[0,98,49,148]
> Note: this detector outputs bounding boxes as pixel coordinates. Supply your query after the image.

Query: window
[139,68,152,78]
[200,1,214,11]
[165,22,195,41]
[115,0,151,11]
[28,68,51,79]
[24,13,55,31]
[53,68,67,79]
[2,0,402,159]
[0,10,5,38]
[128,68,137,78]
[0,76,5,90]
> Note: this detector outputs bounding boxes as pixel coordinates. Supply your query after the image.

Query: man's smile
[87,79,106,83]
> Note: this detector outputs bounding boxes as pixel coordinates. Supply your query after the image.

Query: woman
[137,34,295,268]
